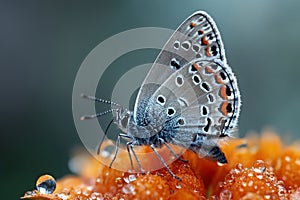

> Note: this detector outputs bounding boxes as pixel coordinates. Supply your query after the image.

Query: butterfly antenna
[81,93,123,108]
[80,109,118,120]
[97,118,114,154]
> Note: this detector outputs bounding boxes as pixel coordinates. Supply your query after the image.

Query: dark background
[1,1,300,198]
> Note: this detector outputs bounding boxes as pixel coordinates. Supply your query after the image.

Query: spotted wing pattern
[134,11,228,125]
[133,11,240,161]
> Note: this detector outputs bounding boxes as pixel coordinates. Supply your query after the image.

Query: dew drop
[210,195,219,200]
[241,182,247,187]
[122,184,135,194]
[236,163,243,170]
[128,174,136,182]
[123,173,136,183]
[290,188,300,199]
[295,158,300,166]
[217,162,226,166]
[75,188,82,195]
[264,194,271,199]
[218,181,225,188]
[240,192,261,200]
[57,193,68,199]
[277,182,286,197]
[247,172,253,177]
[123,177,130,184]
[36,174,56,194]
[83,190,89,196]
[248,180,253,187]
[252,160,266,173]
[256,174,263,180]
[176,183,182,189]
[284,156,291,162]
[96,178,101,184]
[220,189,232,200]
[25,191,34,196]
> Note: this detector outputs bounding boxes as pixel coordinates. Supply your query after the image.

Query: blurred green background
[1,0,300,198]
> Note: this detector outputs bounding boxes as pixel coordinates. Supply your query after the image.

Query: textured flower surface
[22,131,300,200]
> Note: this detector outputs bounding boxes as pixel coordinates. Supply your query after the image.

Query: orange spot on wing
[215,74,224,84]
[219,86,228,100]
[206,47,211,57]
[205,66,214,74]
[202,37,209,45]
[220,101,229,116]
[198,29,204,35]
[190,22,197,27]
[193,63,202,71]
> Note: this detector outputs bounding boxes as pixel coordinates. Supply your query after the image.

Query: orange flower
[22,131,300,200]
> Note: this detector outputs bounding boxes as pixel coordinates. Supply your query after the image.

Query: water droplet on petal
[217,162,226,166]
[128,174,136,182]
[175,183,182,189]
[290,188,300,199]
[284,156,291,162]
[252,160,266,173]
[277,181,286,197]
[220,189,232,200]
[122,184,135,194]
[123,173,136,183]
[36,174,56,194]
[236,163,243,170]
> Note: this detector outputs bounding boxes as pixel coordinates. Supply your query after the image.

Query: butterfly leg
[158,138,188,163]
[109,133,133,168]
[109,133,122,168]
[150,144,182,180]
[128,143,145,174]
[125,141,134,170]
[97,119,114,154]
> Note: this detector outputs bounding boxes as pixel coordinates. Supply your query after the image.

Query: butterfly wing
[134,11,227,124]
[144,58,240,161]
[132,11,241,162]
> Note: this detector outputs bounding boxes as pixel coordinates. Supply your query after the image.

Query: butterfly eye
[156,95,166,105]
[167,107,176,117]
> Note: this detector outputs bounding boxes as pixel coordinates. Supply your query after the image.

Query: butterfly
[81,11,241,180]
